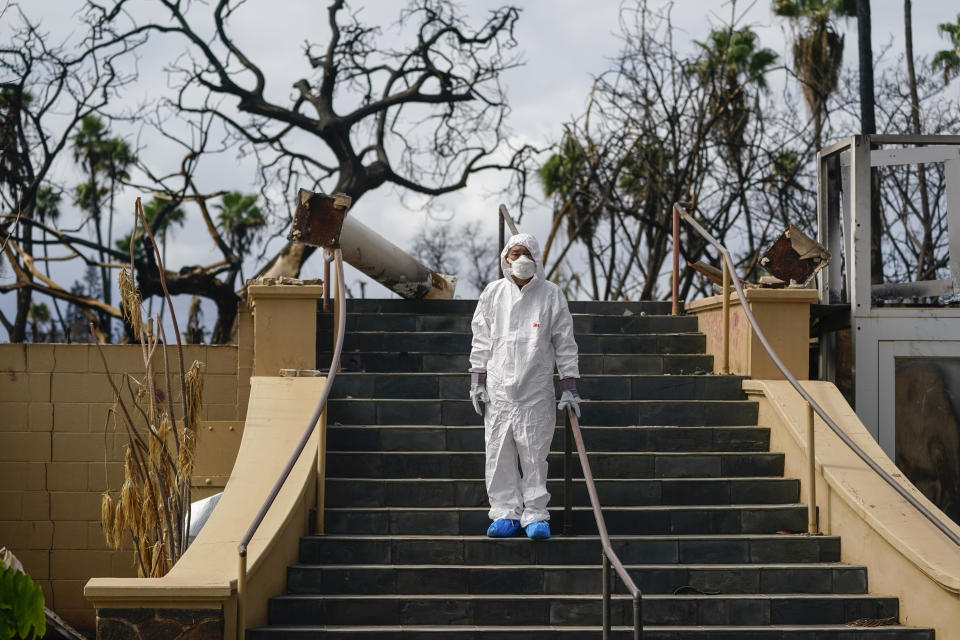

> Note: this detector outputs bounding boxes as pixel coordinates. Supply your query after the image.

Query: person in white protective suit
[469,233,581,540]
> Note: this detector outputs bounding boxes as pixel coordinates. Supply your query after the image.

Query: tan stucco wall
[686,287,817,379]
[745,381,960,635]
[0,337,250,631]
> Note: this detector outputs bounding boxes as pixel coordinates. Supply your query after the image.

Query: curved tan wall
[84,376,325,639]
[745,380,960,634]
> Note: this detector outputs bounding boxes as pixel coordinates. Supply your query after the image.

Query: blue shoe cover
[525,521,551,539]
[486,519,520,538]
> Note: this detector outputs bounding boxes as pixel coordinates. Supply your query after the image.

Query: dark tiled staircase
[248,299,934,639]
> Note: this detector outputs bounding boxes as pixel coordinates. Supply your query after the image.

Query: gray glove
[470,372,489,417]
[557,378,581,418]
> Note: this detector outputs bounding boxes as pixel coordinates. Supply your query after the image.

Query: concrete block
[0,344,27,372]
[51,579,89,610]
[50,549,114,579]
[87,404,118,433]
[0,520,53,549]
[0,432,51,462]
[0,462,26,490]
[0,491,50,520]
[15,549,49,579]
[92,345,144,374]
[204,404,240,421]
[25,344,54,372]
[53,432,126,463]
[205,346,238,373]
[47,462,89,491]
[26,463,46,490]
[0,402,29,431]
[53,345,94,373]
[110,549,139,577]
[52,403,89,433]
[0,371,29,402]
[203,374,237,405]
[88,462,124,493]
[50,491,103,521]
[86,521,110,550]
[52,373,117,404]
[28,373,51,402]
[52,521,90,550]
[182,345,205,362]
[29,403,54,431]
[22,491,51,520]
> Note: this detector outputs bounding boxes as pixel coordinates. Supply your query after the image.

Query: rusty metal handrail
[236,249,347,640]
[565,407,643,638]
[671,202,960,546]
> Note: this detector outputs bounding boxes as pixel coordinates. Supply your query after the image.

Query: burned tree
[0,6,144,341]
[94,0,522,282]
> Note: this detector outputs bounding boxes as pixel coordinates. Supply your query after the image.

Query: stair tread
[304,533,837,540]
[323,504,806,511]
[324,476,790,481]
[288,562,862,570]
[274,593,886,600]
[250,624,930,631]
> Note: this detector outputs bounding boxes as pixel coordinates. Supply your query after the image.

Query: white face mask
[509,254,536,279]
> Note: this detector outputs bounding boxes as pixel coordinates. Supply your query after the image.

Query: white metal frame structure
[817,135,960,458]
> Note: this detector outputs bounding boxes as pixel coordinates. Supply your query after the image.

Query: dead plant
[95,197,204,577]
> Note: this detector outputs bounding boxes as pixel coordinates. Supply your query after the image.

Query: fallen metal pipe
[289,189,456,299]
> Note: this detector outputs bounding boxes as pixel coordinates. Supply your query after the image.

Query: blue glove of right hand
[470,372,489,417]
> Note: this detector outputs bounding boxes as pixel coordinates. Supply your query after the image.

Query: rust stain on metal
[759,225,830,286]
[288,188,352,248]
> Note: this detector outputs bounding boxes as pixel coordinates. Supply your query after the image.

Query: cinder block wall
[0,341,248,631]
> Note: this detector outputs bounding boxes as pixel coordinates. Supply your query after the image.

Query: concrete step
[326,398,758,427]
[324,451,784,480]
[284,562,867,596]
[247,624,934,639]
[323,477,799,508]
[318,312,699,335]
[322,351,714,375]
[330,331,706,355]
[329,373,746,401]
[298,534,843,566]
[336,299,674,316]
[266,593,899,627]
[326,425,770,453]
[322,504,809,536]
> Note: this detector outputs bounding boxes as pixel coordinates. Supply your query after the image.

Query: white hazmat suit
[469,234,580,527]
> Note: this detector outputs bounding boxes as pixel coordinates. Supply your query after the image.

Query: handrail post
[633,592,642,640]
[721,254,730,374]
[672,204,680,316]
[237,550,247,640]
[563,408,573,536]
[806,401,819,534]
[602,551,611,639]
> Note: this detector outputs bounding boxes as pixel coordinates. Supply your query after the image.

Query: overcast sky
[2,1,958,340]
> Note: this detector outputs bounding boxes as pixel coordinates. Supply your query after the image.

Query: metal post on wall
[563,410,573,536]
[721,255,730,374]
[672,204,680,316]
[806,402,819,534]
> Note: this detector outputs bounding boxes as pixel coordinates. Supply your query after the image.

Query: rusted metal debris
[288,188,456,299]
[759,224,830,287]
[289,189,352,249]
